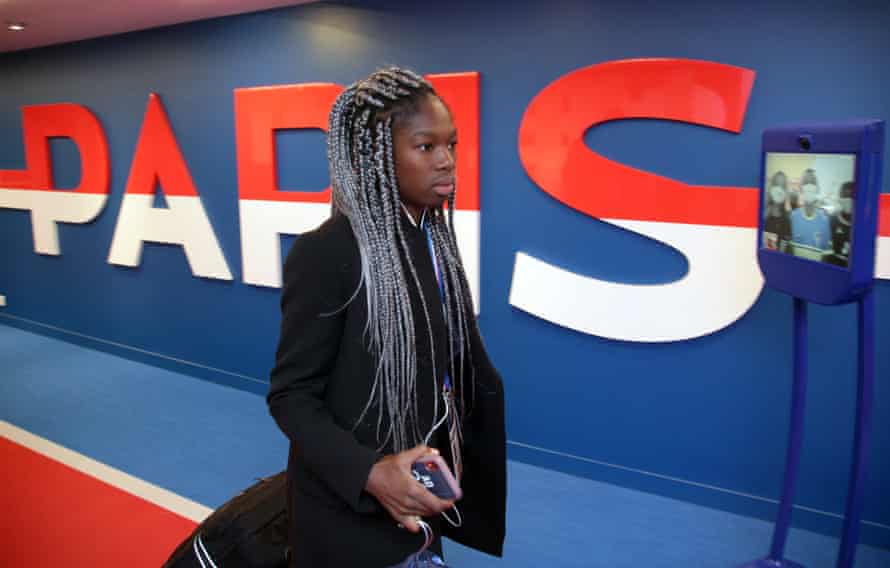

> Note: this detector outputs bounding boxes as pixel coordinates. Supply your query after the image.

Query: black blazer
[268,212,506,567]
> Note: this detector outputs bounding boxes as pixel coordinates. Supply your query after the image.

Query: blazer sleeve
[267,229,381,512]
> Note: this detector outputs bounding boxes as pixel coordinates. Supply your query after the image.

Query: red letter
[0,104,110,254]
[512,59,762,341]
[107,94,231,280]
[234,73,482,310]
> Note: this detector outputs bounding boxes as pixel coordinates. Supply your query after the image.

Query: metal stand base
[738,558,805,568]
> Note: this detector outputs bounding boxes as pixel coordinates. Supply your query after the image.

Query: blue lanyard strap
[424,223,452,392]
[424,223,446,299]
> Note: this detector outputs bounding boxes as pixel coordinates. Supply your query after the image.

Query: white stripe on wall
[1,420,213,523]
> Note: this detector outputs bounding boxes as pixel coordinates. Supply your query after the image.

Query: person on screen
[790,182,831,255]
[825,181,855,267]
[790,168,820,210]
[801,168,818,186]
[267,67,506,567]
[764,171,791,251]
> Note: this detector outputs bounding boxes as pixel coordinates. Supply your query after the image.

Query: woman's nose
[436,147,455,170]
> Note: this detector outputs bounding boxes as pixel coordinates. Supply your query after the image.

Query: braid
[327,67,473,452]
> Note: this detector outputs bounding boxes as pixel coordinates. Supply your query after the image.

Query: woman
[268,67,506,567]
[763,170,791,252]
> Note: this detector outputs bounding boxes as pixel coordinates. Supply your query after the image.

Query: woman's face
[392,94,457,221]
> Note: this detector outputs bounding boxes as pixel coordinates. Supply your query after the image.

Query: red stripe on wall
[0,437,196,568]
[880,194,890,237]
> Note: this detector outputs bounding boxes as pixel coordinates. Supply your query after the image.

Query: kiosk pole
[836,287,876,568]
[740,297,808,568]
[768,297,809,563]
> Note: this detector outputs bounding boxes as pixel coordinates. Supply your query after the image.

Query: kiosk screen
[762,152,856,268]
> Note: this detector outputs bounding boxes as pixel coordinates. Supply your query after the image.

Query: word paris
[2,59,887,341]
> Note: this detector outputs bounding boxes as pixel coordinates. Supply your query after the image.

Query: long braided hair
[327,67,476,454]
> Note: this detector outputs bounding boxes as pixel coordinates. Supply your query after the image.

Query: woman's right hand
[364,445,454,533]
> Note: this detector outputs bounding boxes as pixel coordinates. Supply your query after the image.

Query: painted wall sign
[2,61,889,340]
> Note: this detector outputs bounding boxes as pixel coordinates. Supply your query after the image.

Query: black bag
[162,472,289,568]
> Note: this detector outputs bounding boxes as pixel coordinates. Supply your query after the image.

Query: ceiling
[0,0,318,53]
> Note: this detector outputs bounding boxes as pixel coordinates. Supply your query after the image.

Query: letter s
[512,58,760,342]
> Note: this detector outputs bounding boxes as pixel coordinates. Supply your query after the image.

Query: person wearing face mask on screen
[790,180,831,260]
[825,181,855,267]
[793,168,820,209]
[764,171,792,252]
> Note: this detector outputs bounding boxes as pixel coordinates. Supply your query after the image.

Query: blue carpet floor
[2,323,888,567]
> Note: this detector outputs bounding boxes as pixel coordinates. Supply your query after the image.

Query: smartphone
[411,455,462,501]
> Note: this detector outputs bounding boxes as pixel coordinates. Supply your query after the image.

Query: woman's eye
[417,143,432,151]
[448,141,458,150]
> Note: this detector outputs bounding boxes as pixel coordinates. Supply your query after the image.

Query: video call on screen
[762,152,857,269]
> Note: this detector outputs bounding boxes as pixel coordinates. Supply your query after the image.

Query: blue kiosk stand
[741,119,885,568]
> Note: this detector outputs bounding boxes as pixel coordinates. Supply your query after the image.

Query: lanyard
[423,223,452,393]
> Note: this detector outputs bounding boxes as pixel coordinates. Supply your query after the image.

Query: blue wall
[2,0,889,547]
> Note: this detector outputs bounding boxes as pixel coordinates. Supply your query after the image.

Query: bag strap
[193,533,218,568]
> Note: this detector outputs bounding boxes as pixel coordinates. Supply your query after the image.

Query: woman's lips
[432,183,454,197]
